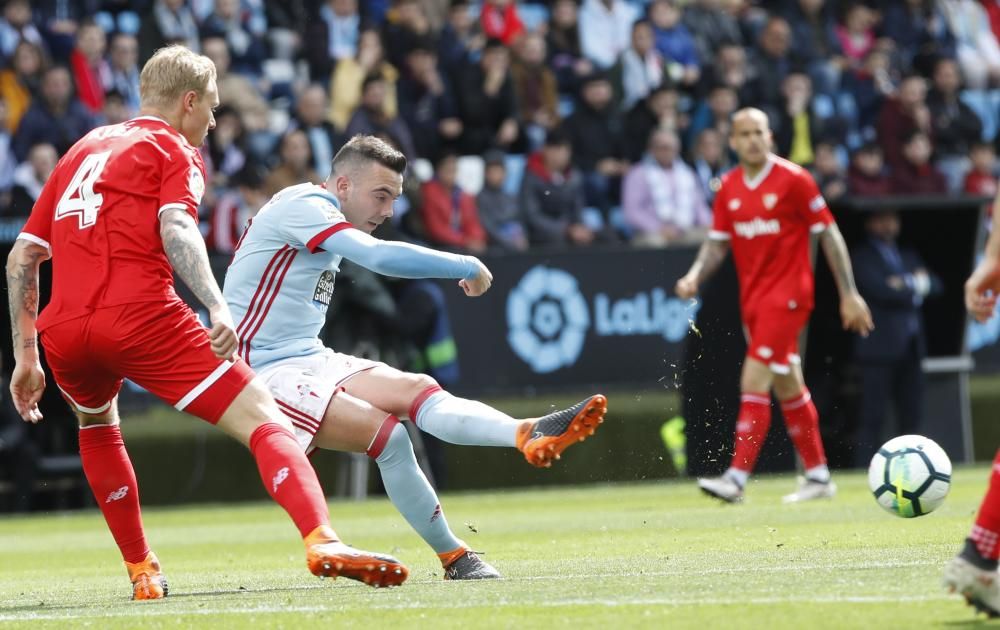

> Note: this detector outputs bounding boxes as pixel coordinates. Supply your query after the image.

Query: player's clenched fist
[459,258,493,297]
[208,305,239,360]
[675,274,699,300]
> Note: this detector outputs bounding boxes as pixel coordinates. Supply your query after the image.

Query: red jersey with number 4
[709,155,835,314]
[20,116,206,331]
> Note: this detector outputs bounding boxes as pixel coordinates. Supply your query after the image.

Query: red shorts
[40,300,254,423]
[742,305,812,374]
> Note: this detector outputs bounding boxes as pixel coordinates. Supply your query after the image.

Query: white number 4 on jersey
[55,151,111,229]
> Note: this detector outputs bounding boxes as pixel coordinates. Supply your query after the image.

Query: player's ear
[334,174,351,196]
[182,90,197,113]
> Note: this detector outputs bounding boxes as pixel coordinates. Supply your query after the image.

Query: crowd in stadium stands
[2,0,1000,253]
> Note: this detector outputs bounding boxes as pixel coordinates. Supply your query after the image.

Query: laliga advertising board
[438,247,704,393]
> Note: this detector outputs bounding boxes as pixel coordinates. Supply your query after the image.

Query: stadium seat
[558,96,576,118]
[519,5,550,32]
[503,153,526,196]
[961,89,998,142]
[456,155,485,195]
[411,157,434,183]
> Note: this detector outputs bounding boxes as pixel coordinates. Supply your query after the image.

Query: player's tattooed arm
[6,239,50,361]
[160,208,225,312]
[691,238,730,284]
[817,223,859,295]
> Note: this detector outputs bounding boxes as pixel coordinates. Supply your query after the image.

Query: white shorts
[256,349,381,453]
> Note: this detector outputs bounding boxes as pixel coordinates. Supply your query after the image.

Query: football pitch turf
[0,468,996,629]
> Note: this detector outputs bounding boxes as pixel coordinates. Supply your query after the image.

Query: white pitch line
[0,594,955,622]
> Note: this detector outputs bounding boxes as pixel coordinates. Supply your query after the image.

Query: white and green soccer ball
[868,435,952,518]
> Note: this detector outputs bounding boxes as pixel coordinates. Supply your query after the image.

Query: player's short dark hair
[331,134,407,176]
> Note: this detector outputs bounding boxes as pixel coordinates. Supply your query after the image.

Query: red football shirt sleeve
[19,168,59,250]
[709,183,732,241]
[157,143,205,221]
[796,170,834,234]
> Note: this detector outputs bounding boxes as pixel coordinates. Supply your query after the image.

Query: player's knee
[75,407,119,428]
[773,377,805,401]
[76,413,117,428]
[219,378,294,439]
[408,373,440,399]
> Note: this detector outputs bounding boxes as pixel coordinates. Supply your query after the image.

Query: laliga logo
[506,265,701,374]
[507,266,589,374]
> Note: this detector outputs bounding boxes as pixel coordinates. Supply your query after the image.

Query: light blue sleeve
[322,228,479,280]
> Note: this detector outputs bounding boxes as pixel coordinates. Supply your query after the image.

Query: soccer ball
[867,434,952,518]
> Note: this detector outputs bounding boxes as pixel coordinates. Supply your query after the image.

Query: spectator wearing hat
[478,150,528,251]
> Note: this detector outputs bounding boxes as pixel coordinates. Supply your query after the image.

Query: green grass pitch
[0,468,995,629]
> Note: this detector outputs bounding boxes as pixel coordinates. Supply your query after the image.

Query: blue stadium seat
[961,89,998,142]
[519,5,550,32]
[503,153,526,196]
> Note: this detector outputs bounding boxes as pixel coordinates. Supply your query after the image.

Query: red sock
[780,389,827,469]
[972,450,1000,560]
[249,423,330,539]
[78,425,149,564]
[730,393,772,473]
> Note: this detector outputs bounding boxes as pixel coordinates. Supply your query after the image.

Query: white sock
[725,467,749,488]
[805,465,831,483]
[413,391,521,447]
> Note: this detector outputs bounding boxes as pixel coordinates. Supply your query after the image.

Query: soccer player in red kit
[676,108,874,503]
[5,46,407,599]
[943,190,1000,615]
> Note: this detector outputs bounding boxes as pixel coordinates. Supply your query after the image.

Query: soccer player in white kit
[223,135,608,579]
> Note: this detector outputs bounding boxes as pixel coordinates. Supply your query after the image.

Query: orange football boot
[304,526,408,588]
[516,394,608,468]
[125,552,168,600]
